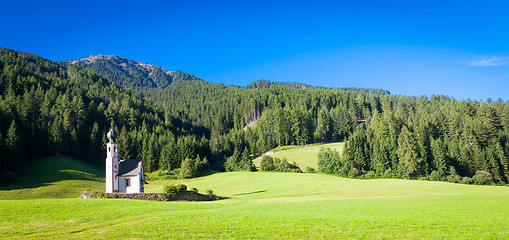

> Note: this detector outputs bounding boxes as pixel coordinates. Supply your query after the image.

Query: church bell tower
[105,128,119,193]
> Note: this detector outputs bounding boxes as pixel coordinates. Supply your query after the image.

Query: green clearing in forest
[253,142,344,171]
[2,171,509,239]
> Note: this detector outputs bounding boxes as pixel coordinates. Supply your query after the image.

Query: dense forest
[64,55,201,90]
[0,48,210,182]
[1,47,509,185]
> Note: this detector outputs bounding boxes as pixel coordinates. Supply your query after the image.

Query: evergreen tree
[396,126,420,177]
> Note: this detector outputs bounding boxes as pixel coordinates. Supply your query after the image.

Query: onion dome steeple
[107,128,117,143]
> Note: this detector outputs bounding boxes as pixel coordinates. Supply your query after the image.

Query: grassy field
[2,169,509,239]
[0,156,104,200]
[253,142,344,171]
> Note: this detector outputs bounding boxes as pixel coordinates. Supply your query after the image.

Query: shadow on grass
[0,170,103,191]
[0,156,104,191]
[233,190,267,196]
[215,195,231,200]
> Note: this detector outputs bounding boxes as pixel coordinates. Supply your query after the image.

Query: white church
[105,128,145,193]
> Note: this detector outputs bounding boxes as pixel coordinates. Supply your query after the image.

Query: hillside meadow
[2,161,509,239]
[253,142,344,171]
[0,157,104,200]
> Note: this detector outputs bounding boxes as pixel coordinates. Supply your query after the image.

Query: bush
[206,189,213,195]
[275,158,302,173]
[191,187,198,192]
[430,171,443,181]
[260,155,276,171]
[348,167,360,177]
[163,184,179,196]
[383,169,394,178]
[473,170,493,185]
[305,167,316,173]
[461,177,473,184]
[0,171,18,184]
[446,174,461,183]
[176,183,187,191]
[364,171,376,178]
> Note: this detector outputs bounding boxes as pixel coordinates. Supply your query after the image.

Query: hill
[66,55,202,89]
[0,47,211,176]
[0,156,103,200]
[2,172,509,238]
[253,142,344,171]
[2,47,509,186]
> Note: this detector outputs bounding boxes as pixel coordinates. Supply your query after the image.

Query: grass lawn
[2,171,509,239]
[253,142,344,171]
[0,156,104,200]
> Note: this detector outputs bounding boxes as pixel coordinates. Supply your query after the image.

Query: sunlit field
[253,142,344,171]
[2,168,509,239]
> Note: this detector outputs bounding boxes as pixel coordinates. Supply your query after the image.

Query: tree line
[1,47,508,185]
[0,48,210,181]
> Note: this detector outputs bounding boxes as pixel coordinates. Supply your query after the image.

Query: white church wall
[125,175,141,193]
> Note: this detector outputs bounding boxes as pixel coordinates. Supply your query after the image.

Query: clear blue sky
[1,0,509,101]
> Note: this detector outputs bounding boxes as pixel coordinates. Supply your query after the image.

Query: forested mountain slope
[65,55,201,90]
[0,48,210,182]
[1,47,509,185]
[244,79,314,90]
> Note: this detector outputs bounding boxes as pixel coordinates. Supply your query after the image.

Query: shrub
[191,187,198,192]
[383,169,394,178]
[176,183,187,191]
[348,167,360,177]
[163,184,179,196]
[447,166,461,183]
[446,174,461,183]
[430,171,443,181]
[275,158,302,173]
[206,189,213,195]
[461,177,473,184]
[364,171,376,178]
[0,171,18,184]
[305,167,316,173]
[260,155,276,171]
[473,170,493,185]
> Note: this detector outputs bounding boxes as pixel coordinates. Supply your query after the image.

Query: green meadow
[253,142,344,170]
[2,157,509,239]
[0,156,104,200]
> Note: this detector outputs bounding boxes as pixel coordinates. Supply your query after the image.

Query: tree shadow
[232,190,267,196]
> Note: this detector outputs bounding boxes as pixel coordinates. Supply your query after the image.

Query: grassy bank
[0,156,104,200]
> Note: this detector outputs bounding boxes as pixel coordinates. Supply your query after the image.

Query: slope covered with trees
[2,47,509,185]
[65,55,201,90]
[0,48,210,182]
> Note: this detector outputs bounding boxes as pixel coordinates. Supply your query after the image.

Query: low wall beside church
[80,191,216,201]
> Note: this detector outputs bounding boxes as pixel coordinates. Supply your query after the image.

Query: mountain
[66,55,201,89]
[244,80,314,90]
[3,47,509,185]
[0,47,211,181]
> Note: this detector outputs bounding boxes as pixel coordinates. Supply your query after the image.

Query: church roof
[117,158,143,177]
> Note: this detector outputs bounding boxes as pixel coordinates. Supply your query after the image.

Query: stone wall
[80,191,216,201]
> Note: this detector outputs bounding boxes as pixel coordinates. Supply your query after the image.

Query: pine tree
[396,126,420,177]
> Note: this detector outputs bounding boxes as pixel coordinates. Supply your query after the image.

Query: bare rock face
[79,191,216,201]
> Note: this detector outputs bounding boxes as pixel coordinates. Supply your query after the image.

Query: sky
[1,0,509,101]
